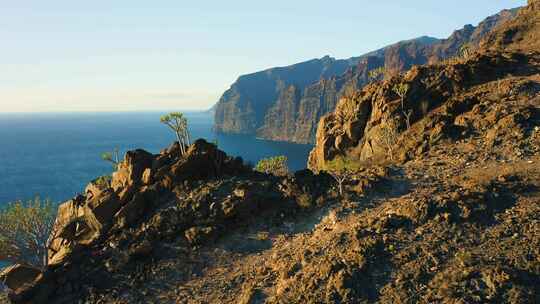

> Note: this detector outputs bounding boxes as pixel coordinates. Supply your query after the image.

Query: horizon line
[0,108,214,115]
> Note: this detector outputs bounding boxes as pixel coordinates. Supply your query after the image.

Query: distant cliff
[214,8,519,144]
[213,55,360,135]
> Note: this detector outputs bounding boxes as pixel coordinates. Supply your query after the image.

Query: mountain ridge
[214,7,520,144]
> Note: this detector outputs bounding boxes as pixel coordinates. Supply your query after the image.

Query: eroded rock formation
[214,9,518,144]
[0,139,337,303]
[308,51,540,170]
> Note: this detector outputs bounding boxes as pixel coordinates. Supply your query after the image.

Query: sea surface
[0,111,313,206]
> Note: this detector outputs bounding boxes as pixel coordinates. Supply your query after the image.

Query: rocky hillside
[308,1,538,171]
[308,51,540,170]
[0,140,340,303]
[214,8,518,144]
[1,2,539,304]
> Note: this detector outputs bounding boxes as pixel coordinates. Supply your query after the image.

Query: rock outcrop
[214,8,518,144]
[308,1,539,171]
[482,0,540,52]
[308,51,540,170]
[1,139,336,303]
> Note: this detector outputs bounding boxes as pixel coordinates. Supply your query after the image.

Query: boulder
[0,265,41,291]
[85,178,110,200]
[114,187,158,229]
[81,189,121,242]
[47,196,85,264]
[170,139,245,181]
[111,149,154,196]
[114,193,148,229]
[0,265,53,304]
[142,168,152,185]
[48,190,120,265]
[52,196,84,230]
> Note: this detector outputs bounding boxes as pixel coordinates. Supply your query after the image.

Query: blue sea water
[0,111,313,206]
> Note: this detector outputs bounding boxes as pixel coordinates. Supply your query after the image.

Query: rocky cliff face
[0,140,340,303]
[308,51,540,170]
[481,0,540,52]
[214,9,518,144]
[214,56,358,135]
[308,2,538,171]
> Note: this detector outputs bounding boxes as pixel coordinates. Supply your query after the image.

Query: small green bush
[0,197,56,268]
[94,175,112,188]
[295,192,314,209]
[323,156,363,196]
[255,156,289,176]
[101,148,120,170]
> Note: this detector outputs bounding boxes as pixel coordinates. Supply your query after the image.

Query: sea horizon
[0,109,213,115]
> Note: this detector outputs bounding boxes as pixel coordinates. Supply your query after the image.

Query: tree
[0,198,56,268]
[393,82,414,130]
[392,82,409,110]
[255,156,289,176]
[404,109,413,130]
[101,148,120,170]
[379,118,400,161]
[323,156,362,196]
[160,112,191,155]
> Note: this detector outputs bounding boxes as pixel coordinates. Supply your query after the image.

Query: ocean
[0,111,313,205]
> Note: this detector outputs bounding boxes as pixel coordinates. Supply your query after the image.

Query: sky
[0,0,527,113]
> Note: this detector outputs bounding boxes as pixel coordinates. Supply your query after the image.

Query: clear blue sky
[0,0,526,112]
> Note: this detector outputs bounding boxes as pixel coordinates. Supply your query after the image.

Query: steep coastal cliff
[2,2,539,303]
[213,56,358,135]
[214,9,518,144]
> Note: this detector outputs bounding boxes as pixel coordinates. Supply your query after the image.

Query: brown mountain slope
[482,0,540,52]
[1,2,540,304]
[308,51,540,170]
[308,0,540,170]
[4,68,538,302]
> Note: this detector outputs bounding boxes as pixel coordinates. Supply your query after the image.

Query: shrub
[379,118,400,161]
[323,156,363,196]
[101,148,120,170]
[296,193,314,209]
[392,83,409,108]
[94,175,112,188]
[255,156,289,176]
[393,82,415,130]
[0,198,56,268]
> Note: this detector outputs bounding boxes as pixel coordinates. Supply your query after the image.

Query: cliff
[2,3,540,304]
[308,2,539,171]
[214,9,518,144]
[213,56,359,135]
